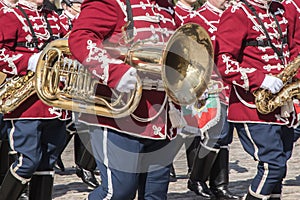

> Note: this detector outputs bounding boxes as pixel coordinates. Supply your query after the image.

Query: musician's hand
[27,52,42,72]
[199,89,209,100]
[260,75,283,94]
[116,67,137,93]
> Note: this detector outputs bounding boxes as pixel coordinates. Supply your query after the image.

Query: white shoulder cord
[130,94,168,123]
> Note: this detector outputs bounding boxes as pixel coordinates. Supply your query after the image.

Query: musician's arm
[0,14,33,76]
[69,0,132,89]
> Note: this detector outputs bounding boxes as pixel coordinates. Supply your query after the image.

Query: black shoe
[76,166,99,188]
[187,179,215,199]
[18,182,29,200]
[93,169,100,176]
[18,192,29,200]
[169,164,177,182]
[55,156,65,172]
[211,186,241,200]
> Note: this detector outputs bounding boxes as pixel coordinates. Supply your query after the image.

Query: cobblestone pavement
[53,134,300,200]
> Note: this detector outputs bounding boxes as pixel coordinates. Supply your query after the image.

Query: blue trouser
[217,105,234,147]
[234,123,294,197]
[7,119,66,179]
[88,126,183,200]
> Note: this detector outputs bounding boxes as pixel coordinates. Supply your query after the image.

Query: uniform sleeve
[0,13,32,76]
[68,0,131,88]
[283,1,300,51]
[282,1,300,79]
[215,7,265,92]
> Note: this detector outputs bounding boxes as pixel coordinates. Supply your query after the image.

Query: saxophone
[254,56,300,114]
[0,71,35,114]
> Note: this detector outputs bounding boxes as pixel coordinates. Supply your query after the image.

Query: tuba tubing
[35,38,143,118]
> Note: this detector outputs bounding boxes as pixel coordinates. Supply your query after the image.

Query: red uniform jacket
[215,0,299,124]
[283,0,300,52]
[59,10,79,31]
[59,11,72,32]
[185,2,229,105]
[174,1,194,27]
[0,0,69,120]
[69,0,179,139]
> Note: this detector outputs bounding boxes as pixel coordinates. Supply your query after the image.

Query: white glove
[260,75,283,94]
[199,89,209,100]
[116,67,137,93]
[27,52,42,72]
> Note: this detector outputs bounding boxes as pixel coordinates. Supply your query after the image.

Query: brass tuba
[35,38,143,118]
[0,23,214,117]
[254,56,300,114]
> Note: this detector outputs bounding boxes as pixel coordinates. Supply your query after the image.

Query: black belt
[245,37,287,47]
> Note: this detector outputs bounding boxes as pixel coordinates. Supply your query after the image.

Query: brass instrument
[35,38,143,118]
[0,71,35,113]
[254,56,300,114]
[0,23,214,117]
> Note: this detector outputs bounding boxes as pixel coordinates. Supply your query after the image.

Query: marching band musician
[215,0,300,199]
[68,0,186,199]
[182,0,241,199]
[0,0,69,199]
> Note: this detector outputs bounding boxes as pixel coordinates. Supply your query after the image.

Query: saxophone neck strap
[15,5,57,50]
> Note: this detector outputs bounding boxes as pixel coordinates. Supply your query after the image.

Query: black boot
[55,155,65,172]
[75,165,99,188]
[55,124,75,172]
[188,143,218,199]
[0,139,10,185]
[187,179,215,199]
[0,168,29,200]
[29,171,55,200]
[209,148,240,200]
[245,192,262,200]
[74,134,99,188]
[19,185,29,200]
[169,163,177,182]
[185,136,201,173]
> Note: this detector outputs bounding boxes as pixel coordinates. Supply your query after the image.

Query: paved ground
[52,134,300,200]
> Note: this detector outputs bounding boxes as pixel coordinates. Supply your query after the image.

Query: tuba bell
[0,23,214,117]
